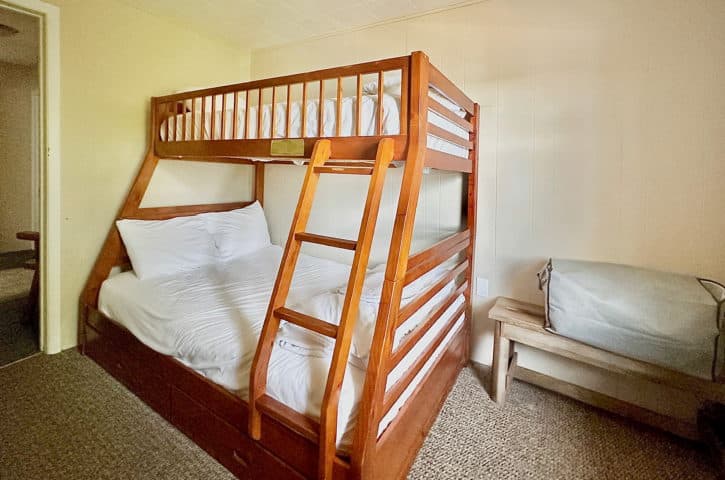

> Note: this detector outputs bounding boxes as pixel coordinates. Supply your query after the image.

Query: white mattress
[160,93,470,160]
[99,245,465,449]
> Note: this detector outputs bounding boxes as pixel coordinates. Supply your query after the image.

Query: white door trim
[0,0,61,353]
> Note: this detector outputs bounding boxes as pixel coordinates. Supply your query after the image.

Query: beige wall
[0,61,38,253]
[47,0,251,348]
[251,0,725,416]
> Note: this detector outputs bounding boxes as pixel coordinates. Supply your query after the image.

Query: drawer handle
[232,450,249,468]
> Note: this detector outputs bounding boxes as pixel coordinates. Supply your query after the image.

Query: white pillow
[116,215,217,280]
[200,201,271,262]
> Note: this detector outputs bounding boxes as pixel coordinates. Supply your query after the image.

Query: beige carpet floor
[0,268,34,304]
[0,350,715,479]
[0,266,38,366]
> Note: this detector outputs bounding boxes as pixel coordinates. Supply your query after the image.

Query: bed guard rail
[153,56,410,151]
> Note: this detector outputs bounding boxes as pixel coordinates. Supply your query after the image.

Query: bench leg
[491,321,513,404]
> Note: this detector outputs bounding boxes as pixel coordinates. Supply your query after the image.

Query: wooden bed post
[349,51,430,480]
[255,163,265,206]
[464,103,479,359]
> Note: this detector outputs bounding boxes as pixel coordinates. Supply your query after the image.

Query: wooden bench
[489,296,725,440]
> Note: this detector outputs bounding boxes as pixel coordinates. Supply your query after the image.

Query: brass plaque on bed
[270,139,305,157]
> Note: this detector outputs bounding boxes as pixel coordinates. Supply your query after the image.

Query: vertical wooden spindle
[211,95,217,140]
[301,82,308,138]
[201,96,207,140]
[182,101,187,141]
[271,87,277,138]
[356,75,362,137]
[221,93,228,140]
[164,103,170,142]
[335,77,342,137]
[399,68,408,136]
[232,91,239,139]
[244,91,250,139]
[286,85,291,138]
[191,97,197,140]
[257,88,262,139]
[376,71,384,135]
[318,80,324,137]
[171,105,177,142]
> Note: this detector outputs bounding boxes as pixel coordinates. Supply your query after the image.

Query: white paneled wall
[250,0,725,417]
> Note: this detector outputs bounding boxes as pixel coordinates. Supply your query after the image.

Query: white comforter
[99,245,465,448]
[99,245,350,391]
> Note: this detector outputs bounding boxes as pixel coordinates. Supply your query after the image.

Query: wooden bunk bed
[79,51,479,480]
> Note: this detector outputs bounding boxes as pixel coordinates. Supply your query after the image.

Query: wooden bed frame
[79,51,479,480]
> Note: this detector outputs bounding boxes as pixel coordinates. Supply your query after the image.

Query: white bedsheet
[161,93,470,160]
[99,245,465,449]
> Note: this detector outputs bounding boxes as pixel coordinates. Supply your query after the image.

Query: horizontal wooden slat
[156,136,409,161]
[124,201,252,220]
[427,124,473,150]
[397,259,469,326]
[407,230,470,272]
[425,149,472,173]
[256,394,320,443]
[155,56,410,104]
[383,303,466,414]
[275,307,339,338]
[405,231,470,285]
[391,282,468,368]
[295,232,357,250]
[314,166,374,175]
[428,64,475,114]
[405,238,468,286]
[427,98,473,132]
[374,330,466,479]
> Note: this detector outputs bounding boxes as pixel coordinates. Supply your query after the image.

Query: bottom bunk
[81,306,468,480]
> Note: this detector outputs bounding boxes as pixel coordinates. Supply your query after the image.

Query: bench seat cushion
[540,259,725,381]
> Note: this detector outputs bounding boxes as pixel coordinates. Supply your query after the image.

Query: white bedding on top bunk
[160,93,470,160]
[98,244,465,450]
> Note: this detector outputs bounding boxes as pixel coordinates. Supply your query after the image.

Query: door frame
[0,0,60,353]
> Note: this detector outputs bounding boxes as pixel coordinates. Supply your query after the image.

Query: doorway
[0,6,40,366]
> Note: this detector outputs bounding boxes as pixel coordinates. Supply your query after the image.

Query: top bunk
[152,52,477,173]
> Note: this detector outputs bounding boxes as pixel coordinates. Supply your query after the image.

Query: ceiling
[120,0,473,50]
[0,7,39,66]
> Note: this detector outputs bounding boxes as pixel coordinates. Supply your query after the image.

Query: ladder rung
[314,166,374,175]
[275,307,339,338]
[295,232,357,250]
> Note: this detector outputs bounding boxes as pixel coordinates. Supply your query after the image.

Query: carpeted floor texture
[0,298,38,367]
[0,260,38,366]
[0,350,714,479]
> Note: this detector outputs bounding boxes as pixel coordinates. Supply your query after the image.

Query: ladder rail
[248,139,332,439]
[248,137,395,480]
[317,138,394,479]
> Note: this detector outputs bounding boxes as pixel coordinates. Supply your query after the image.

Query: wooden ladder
[248,138,395,480]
